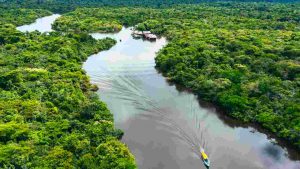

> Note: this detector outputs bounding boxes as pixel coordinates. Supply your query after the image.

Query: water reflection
[84,28,300,169]
[263,144,282,161]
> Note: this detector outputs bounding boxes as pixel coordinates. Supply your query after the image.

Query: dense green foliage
[0,1,299,168]
[0,9,136,168]
[152,5,300,148]
[0,7,51,26]
[1,0,299,13]
[53,10,122,33]
[53,3,300,149]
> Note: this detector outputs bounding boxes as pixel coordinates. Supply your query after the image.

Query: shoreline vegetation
[0,8,136,168]
[0,7,52,26]
[0,0,299,168]
[51,4,300,150]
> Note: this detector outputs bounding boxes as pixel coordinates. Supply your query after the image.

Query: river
[16,14,61,33]
[17,14,300,169]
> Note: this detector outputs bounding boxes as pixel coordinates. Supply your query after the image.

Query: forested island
[0,0,299,168]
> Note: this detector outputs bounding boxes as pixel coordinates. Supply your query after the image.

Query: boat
[200,149,210,169]
[132,30,157,41]
[144,33,157,41]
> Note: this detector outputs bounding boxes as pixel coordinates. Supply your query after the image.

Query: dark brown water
[18,15,300,169]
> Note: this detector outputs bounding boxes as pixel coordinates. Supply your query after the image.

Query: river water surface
[17,14,61,33]
[18,15,300,169]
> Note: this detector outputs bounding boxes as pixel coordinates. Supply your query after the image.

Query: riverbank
[164,78,300,161]
[84,27,300,169]
[51,5,300,168]
[3,4,299,168]
[0,13,137,168]
[0,7,51,26]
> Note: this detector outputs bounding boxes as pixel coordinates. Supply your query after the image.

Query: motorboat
[200,149,210,169]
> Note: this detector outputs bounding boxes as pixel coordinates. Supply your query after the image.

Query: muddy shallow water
[18,15,300,169]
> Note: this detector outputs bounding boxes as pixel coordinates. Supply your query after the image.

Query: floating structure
[132,30,143,37]
[144,33,157,40]
[132,30,157,41]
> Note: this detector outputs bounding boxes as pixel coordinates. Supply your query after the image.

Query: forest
[1,0,299,13]
[0,7,51,26]
[0,0,299,168]
[51,3,300,149]
[0,8,136,168]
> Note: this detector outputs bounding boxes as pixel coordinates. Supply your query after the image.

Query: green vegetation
[0,8,136,168]
[2,0,299,13]
[52,7,155,32]
[153,4,300,148]
[0,7,51,26]
[0,1,299,168]
[53,3,300,149]
[53,11,122,33]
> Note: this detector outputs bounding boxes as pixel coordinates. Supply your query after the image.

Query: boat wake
[95,74,212,168]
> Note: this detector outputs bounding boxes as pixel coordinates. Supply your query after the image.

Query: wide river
[18,14,300,169]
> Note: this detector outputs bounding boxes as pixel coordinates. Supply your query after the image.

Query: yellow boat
[200,149,210,169]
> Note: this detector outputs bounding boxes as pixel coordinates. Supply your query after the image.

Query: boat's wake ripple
[95,74,211,164]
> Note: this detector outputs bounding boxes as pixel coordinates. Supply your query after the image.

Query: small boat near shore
[132,30,143,37]
[144,33,157,41]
